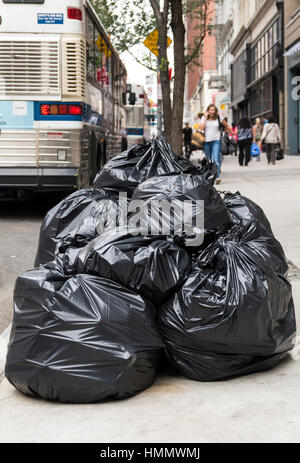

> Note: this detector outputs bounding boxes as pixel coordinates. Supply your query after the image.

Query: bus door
[89,130,106,184]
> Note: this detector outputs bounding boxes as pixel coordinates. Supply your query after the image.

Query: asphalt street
[0,193,67,333]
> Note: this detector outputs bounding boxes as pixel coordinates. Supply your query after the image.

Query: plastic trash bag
[5,265,164,403]
[93,136,209,195]
[158,221,296,382]
[34,188,128,266]
[223,192,288,276]
[250,142,260,157]
[194,156,218,185]
[130,174,231,250]
[35,138,218,267]
[72,228,192,305]
[221,133,238,155]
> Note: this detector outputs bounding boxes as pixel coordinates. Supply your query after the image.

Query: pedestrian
[231,121,238,156]
[236,117,253,166]
[182,122,193,160]
[260,115,281,165]
[199,104,230,184]
[252,117,263,152]
[263,116,269,125]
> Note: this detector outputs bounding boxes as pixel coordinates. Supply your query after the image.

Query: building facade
[184,1,217,124]
[214,0,235,122]
[284,0,300,155]
[229,0,284,135]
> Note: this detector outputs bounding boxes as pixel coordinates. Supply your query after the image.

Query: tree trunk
[170,0,186,155]
[157,22,172,142]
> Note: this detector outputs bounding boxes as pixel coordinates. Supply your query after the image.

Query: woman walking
[237,117,253,166]
[231,121,238,156]
[252,117,263,151]
[260,116,281,165]
[199,104,230,184]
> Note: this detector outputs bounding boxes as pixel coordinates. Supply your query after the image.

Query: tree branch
[149,0,162,25]
[185,33,205,65]
[163,0,169,22]
[185,1,209,65]
[127,49,157,72]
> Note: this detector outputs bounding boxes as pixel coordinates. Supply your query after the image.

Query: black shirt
[183,127,192,143]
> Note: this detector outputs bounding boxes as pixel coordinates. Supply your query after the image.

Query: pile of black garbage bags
[5,137,296,403]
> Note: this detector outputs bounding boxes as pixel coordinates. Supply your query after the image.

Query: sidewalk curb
[0,324,11,383]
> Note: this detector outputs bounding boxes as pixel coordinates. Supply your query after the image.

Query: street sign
[143,29,172,58]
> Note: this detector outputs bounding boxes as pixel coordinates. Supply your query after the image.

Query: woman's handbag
[250,142,260,157]
[220,132,237,155]
[276,145,284,161]
[218,117,237,155]
[191,131,205,148]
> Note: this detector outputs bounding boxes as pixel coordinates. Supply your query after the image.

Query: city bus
[125,83,151,147]
[0,0,127,198]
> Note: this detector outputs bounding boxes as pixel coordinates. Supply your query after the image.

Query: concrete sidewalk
[0,154,299,443]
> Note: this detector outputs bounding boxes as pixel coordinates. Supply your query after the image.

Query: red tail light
[50,104,58,115]
[59,104,68,115]
[40,104,82,116]
[67,7,82,21]
[68,105,82,115]
[40,104,50,116]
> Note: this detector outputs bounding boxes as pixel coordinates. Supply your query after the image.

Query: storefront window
[261,34,265,54]
[250,18,278,84]
[273,22,277,43]
[232,50,247,102]
[265,53,269,73]
[268,27,273,49]
[269,48,273,70]
[250,77,272,119]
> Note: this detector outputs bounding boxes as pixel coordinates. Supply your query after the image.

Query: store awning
[284,41,300,57]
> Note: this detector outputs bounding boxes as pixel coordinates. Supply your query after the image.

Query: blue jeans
[204,140,221,178]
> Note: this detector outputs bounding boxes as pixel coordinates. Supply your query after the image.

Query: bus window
[86,12,95,81]
[106,53,112,92]
[95,29,103,84]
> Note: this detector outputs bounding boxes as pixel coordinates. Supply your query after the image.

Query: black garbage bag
[195,156,218,185]
[34,188,128,267]
[224,191,274,234]
[71,228,191,305]
[5,265,164,403]
[93,136,211,195]
[158,221,296,382]
[129,174,231,250]
[223,192,288,276]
